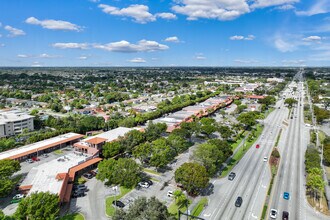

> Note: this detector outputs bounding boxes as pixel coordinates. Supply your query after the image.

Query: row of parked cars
[25,154,49,163]
[72,184,88,198]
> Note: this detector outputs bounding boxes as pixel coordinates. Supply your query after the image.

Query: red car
[256,144,260,149]
[32,157,40,161]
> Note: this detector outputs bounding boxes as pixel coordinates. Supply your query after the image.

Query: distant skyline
[0,0,330,67]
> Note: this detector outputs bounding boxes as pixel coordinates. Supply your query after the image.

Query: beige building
[0,110,34,138]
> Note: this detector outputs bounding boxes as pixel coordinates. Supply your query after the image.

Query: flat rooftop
[0,109,34,123]
[84,127,139,143]
[21,153,87,195]
[0,133,83,160]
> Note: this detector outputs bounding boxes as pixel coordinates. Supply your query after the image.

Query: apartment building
[0,110,35,138]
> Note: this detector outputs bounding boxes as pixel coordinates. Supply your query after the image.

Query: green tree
[173,190,189,209]
[145,122,167,142]
[284,98,297,108]
[217,126,234,140]
[15,192,60,220]
[96,158,142,188]
[193,143,224,176]
[133,142,152,164]
[120,130,145,152]
[175,162,209,195]
[167,134,191,154]
[237,104,247,113]
[113,197,175,220]
[0,159,20,197]
[237,112,260,129]
[102,141,125,158]
[149,138,176,169]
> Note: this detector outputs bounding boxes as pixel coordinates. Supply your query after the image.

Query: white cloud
[194,53,206,60]
[128,58,146,63]
[52,43,88,49]
[31,61,42,67]
[17,54,29,58]
[274,37,297,52]
[17,53,61,58]
[250,0,299,9]
[281,59,306,65]
[94,40,169,52]
[164,36,180,43]
[78,56,88,60]
[275,4,295,10]
[4,25,25,37]
[98,4,156,24]
[302,36,322,42]
[230,35,255,40]
[172,0,250,21]
[295,0,330,16]
[155,13,177,20]
[25,17,82,31]
[234,59,259,64]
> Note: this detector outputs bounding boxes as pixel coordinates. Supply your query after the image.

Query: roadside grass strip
[143,168,161,176]
[191,197,208,217]
[60,213,85,220]
[168,199,192,219]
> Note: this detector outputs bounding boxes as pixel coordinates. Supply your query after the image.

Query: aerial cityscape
[0,1,330,220]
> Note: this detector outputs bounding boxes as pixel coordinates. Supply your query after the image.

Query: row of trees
[324,136,330,166]
[305,145,325,204]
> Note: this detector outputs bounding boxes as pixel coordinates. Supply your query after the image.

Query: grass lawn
[221,124,264,178]
[143,168,161,176]
[168,199,192,218]
[60,213,84,220]
[106,186,132,217]
[191,197,208,217]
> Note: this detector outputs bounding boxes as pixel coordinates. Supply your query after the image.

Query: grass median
[60,213,84,220]
[191,197,208,217]
[106,186,132,217]
[168,199,192,219]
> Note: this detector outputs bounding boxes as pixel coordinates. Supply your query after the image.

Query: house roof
[85,137,107,145]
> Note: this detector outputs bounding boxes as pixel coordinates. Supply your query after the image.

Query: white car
[138,182,150,188]
[167,191,174,197]
[26,159,33,163]
[270,209,278,219]
[13,194,25,200]
[263,157,268,162]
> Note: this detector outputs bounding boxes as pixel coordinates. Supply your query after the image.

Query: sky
[0,0,330,67]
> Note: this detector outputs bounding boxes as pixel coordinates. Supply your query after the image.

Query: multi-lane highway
[202,96,287,220]
[202,70,329,220]
[269,72,329,220]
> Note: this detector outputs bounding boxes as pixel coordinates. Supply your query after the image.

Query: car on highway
[228,172,236,181]
[235,197,243,207]
[256,144,260,149]
[112,200,125,208]
[263,157,268,162]
[283,192,290,200]
[26,159,33,163]
[270,209,278,219]
[282,211,289,220]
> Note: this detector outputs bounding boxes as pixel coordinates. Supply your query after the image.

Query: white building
[0,110,34,138]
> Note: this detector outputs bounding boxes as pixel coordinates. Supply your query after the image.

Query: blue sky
[0,0,329,67]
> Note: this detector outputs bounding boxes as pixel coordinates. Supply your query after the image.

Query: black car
[235,197,242,207]
[83,173,93,179]
[112,200,125,208]
[72,191,85,198]
[282,211,289,220]
[228,172,236,181]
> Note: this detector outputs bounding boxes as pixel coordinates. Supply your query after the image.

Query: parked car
[167,191,173,197]
[235,197,243,207]
[83,173,93,179]
[13,194,25,200]
[72,191,85,198]
[26,159,33,163]
[138,182,150,188]
[282,211,289,220]
[112,200,125,208]
[228,172,236,181]
[270,209,278,219]
[263,157,268,162]
[256,144,260,149]
[283,192,290,200]
[41,154,49,158]
[32,157,40,161]
[143,179,153,186]
[73,184,87,191]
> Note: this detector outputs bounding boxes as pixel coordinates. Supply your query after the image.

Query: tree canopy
[96,158,142,188]
[174,162,209,195]
[113,197,175,220]
[0,159,20,197]
[15,192,60,220]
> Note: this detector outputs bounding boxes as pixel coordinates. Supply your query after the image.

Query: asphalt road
[202,98,287,220]
[268,72,329,220]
